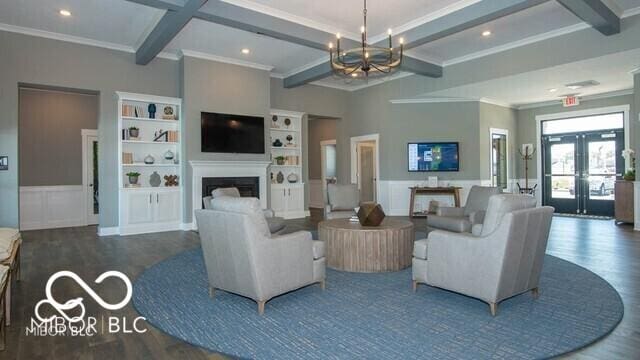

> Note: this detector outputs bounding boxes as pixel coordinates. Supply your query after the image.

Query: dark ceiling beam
[395,0,549,50]
[557,0,620,35]
[134,0,208,65]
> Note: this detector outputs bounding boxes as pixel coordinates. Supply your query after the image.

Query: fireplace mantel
[190,160,271,228]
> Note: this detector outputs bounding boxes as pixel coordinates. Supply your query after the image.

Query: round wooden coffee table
[318,218,415,273]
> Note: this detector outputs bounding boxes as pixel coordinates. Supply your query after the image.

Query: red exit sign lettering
[562,96,580,107]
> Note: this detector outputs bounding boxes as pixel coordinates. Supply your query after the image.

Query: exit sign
[562,96,580,107]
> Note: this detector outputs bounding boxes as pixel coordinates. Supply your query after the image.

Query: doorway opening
[490,128,509,190]
[541,111,625,217]
[350,134,380,203]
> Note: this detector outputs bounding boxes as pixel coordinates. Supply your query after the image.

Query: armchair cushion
[478,194,537,236]
[267,217,286,234]
[210,197,271,238]
[211,187,241,198]
[463,186,502,216]
[436,207,465,217]
[413,239,428,260]
[328,184,359,210]
[427,215,472,233]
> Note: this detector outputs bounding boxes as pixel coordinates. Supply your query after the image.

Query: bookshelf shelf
[117,91,183,235]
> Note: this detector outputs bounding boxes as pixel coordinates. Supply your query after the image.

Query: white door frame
[489,128,509,190]
[320,139,337,206]
[350,134,380,202]
[82,129,98,225]
[534,104,630,206]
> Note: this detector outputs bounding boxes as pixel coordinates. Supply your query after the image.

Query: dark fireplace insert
[202,177,260,205]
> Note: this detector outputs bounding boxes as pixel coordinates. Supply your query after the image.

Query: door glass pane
[551,176,575,199]
[550,143,575,174]
[92,140,99,215]
[588,140,616,201]
[491,134,507,189]
[542,113,623,135]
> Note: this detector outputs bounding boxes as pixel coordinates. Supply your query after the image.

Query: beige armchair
[325,183,360,219]
[413,194,553,316]
[204,187,286,234]
[195,197,326,315]
[426,185,501,233]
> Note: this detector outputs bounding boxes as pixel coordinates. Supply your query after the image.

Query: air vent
[565,80,600,90]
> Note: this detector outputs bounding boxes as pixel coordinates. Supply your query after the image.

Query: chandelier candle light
[329,0,403,79]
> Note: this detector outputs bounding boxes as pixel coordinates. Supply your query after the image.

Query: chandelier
[328,0,403,79]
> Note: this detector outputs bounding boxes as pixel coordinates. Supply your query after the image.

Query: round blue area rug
[133,249,623,359]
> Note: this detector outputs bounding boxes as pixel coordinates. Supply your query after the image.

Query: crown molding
[515,88,634,110]
[390,96,514,108]
[179,50,274,71]
[631,67,640,75]
[0,22,135,53]
[622,6,640,18]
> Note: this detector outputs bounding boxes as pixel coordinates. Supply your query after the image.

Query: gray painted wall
[636,74,640,174]
[516,94,635,179]
[0,31,178,228]
[180,56,271,222]
[308,118,337,180]
[19,88,98,186]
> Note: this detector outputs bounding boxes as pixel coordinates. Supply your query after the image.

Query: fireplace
[202,177,260,199]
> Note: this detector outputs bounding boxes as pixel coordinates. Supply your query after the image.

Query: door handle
[288,189,290,196]
[149,194,152,204]
[156,193,159,203]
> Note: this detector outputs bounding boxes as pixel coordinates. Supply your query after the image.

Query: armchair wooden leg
[531,287,539,299]
[208,286,215,299]
[412,280,418,292]
[489,302,498,316]
[320,280,326,290]
[257,300,266,315]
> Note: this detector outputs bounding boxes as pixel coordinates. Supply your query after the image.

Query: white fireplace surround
[190,160,271,224]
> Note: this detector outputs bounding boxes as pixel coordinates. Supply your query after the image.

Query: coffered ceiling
[0,0,639,98]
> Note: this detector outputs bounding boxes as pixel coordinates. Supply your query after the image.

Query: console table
[409,186,462,218]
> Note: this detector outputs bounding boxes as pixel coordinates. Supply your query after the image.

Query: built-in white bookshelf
[270,109,306,219]
[116,92,183,235]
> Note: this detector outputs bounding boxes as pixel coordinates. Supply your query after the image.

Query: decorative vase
[148,103,157,119]
[164,150,174,161]
[129,128,139,138]
[128,175,139,185]
[287,173,299,183]
[272,139,283,147]
[276,171,284,184]
[276,158,285,165]
[357,203,386,227]
[144,154,155,164]
[149,171,161,187]
[286,135,293,145]
[284,118,291,128]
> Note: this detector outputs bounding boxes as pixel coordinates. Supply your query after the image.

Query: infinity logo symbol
[34,271,132,323]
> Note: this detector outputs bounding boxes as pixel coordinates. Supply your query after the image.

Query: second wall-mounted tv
[201,112,265,154]
[408,142,459,172]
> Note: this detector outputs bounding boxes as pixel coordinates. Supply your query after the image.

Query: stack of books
[122,152,133,164]
[122,104,147,118]
[167,130,179,142]
[349,215,359,223]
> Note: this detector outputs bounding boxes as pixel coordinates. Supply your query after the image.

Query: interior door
[357,142,376,202]
[543,135,579,214]
[582,131,623,216]
[85,135,99,225]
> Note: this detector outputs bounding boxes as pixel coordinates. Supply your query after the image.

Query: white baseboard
[20,186,86,230]
[97,226,119,236]
[181,222,195,231]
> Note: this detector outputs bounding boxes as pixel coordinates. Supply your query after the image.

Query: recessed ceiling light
[351,73,358,78]
[482,30,491,37]
[59,9,71,17]
[548,88,558,93]
[241,48,250,55]
[566,85,581,90]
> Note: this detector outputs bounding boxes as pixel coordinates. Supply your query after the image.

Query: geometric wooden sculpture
[357,202,386,227]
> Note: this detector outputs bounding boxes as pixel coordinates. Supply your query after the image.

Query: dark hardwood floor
[4,211,639,359]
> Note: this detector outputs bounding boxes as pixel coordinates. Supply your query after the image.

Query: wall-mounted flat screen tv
[201,112,265,154]
[408,142,459,172]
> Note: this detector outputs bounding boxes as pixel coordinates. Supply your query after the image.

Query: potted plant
[622,149,636,181]
[126,172,141,185]
[128,126,139,138]
[274,156,286,165]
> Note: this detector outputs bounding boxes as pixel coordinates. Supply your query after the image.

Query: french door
[543,129,623,216]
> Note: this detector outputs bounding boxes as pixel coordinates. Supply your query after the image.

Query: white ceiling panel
[411,1,582,63]
[165,18,327,74]
[0,0,163,47]
[215,0,476,39]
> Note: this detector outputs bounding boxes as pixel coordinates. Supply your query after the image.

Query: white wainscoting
[309,179,324,209]
[20,186,86,230]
